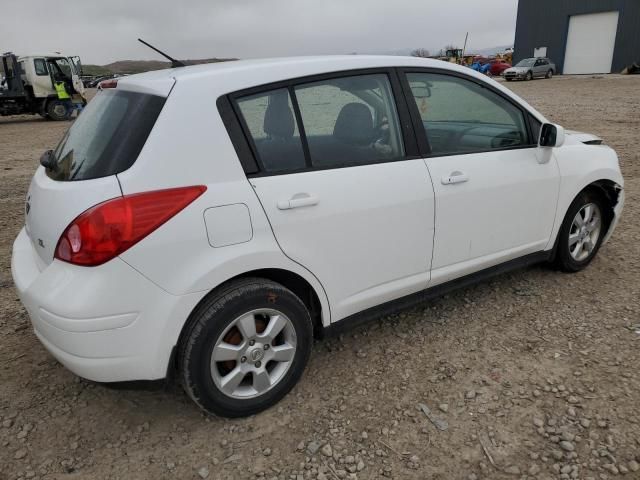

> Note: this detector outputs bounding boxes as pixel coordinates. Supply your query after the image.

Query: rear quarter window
[47,89,165,181]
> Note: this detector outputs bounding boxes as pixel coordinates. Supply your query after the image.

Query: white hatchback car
[12,56,624,417]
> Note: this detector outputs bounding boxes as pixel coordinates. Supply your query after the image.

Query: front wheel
[555,191,608,272]
[45,99,71,121]
[179,278,313,417]
[545,70,554,79]
[525,71,533,81]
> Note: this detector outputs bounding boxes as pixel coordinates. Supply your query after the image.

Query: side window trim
[389,68,420,158]
[218,67,421,177]
[397,67,538,158]
[216,95,259,174]
[396,68,432,156]
[288,86,312,169]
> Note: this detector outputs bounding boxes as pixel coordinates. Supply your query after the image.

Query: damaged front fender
[602,185,624,244]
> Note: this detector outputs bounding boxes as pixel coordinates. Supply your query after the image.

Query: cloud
[0,0,517,64]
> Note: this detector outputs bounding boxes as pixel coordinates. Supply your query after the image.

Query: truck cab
[0,52,85,120]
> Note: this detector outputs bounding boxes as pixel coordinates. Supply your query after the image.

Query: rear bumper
[11,227,202,382]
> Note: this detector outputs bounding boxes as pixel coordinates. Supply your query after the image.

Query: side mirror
[539,123,565,148]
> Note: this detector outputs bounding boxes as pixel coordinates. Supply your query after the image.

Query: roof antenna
[137,38,185,68]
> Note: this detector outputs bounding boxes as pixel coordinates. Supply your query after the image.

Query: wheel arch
[549,178,623,259]
[582,179,621,224]
[234,268,326,337]
[177,267,328,348]
[167,267,328,379]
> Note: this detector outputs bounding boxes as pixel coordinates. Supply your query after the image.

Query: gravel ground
[1,75,639,480]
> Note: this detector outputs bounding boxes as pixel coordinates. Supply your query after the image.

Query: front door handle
[277,193,319,210]
[441,171,469,185]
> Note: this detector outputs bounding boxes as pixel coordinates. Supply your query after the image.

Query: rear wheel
[45,99,71,121]
[179,278,313,417]
[525,71,533,81]
[555,191,607,272]
[545,69,554,79]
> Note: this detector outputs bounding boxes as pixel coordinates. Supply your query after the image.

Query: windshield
[47,89,165,181]
[515,58,536,67]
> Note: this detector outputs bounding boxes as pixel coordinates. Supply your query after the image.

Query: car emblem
[38,239,45,248]
[25,196,31,215]
[250,349,264,362]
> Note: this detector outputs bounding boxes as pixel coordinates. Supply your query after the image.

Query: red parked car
[489,59,512,76]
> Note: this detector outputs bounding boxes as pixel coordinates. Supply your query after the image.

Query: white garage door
[564,11,619,74]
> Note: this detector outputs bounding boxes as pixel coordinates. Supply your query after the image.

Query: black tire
[506,78,513,82]
[45,99,71,121]
[555,190,609,273]
[525,71,533,81]
[545,69,554,79]
[178,278,313,417]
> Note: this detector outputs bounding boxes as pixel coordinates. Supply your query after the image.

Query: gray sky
[1,0,518,65]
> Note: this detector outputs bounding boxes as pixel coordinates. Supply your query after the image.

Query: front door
[402,70,560,285]
[233,72,435,321]
[30,58,55,97]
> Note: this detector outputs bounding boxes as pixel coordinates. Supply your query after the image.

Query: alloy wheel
[568,203,602,261]
[210,309,297,399]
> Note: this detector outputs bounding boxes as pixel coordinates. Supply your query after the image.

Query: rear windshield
[47,89,165,181]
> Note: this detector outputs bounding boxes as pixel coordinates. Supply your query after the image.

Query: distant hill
[83,57,235,76]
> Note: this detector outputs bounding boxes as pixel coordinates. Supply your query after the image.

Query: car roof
[118,55,483,96]
[115,55,549,124]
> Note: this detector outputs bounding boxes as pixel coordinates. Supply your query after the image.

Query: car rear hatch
[24,77,174,266]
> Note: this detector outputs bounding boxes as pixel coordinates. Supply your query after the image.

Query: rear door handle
[441,171,469,185]
[277,193,319,210]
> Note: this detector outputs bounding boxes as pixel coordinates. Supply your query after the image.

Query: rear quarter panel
[115,77,331,325]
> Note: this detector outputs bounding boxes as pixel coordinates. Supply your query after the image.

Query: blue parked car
[470,61,491,75]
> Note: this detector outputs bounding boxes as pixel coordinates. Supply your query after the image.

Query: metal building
[513,0,640,74]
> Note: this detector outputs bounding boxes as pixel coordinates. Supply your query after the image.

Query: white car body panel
[12,228,205,381]
[425,147,560,285]
[25,168,122,265]
[11,56,624,383]
[545,144,623,249]
[250,160,435,321]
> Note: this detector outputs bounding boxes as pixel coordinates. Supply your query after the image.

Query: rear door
[232,71,435,322]
[401,70,559,285]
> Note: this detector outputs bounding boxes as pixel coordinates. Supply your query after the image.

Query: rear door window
[236,88,306,173]
[47,89,165,181]
[294,74,405,168]
[232,72,407,174]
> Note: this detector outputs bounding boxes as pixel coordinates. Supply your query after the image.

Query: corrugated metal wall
[514,0,640,73]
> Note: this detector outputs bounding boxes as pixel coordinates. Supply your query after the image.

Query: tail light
[55,186,206,266]
[98,78,118,89]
